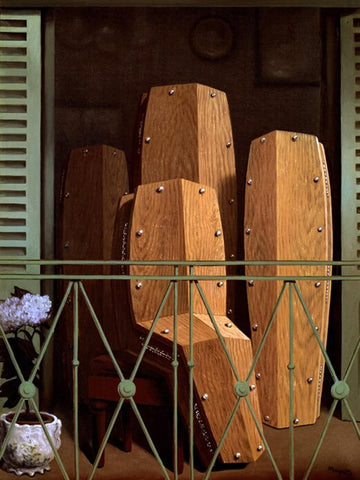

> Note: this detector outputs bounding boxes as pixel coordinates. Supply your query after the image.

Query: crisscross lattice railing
[0,259,359,480]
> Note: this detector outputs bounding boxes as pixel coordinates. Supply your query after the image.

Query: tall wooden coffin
[133,83,238,318]
[244,131,332,428]
[113,178,263,466]
[58,144,129,400]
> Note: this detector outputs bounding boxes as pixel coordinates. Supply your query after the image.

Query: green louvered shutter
[0,10,41,299]
[341,11,360,420]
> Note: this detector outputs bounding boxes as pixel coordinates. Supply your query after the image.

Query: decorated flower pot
[0,412,62,476]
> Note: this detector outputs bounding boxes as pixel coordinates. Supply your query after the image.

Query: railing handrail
[0,258,359,267]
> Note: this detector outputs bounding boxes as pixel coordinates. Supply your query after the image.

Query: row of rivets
[264,416,299,424]
[251,323,320,336]
[247,175,321,185]
[246,227,323,234]
[144,133,230,150]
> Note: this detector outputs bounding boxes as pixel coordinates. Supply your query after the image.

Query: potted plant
[0,287,62,476]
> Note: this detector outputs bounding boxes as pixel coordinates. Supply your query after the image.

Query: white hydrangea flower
[0,294,51,333]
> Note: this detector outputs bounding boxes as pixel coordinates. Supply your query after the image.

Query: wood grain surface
[58,145,129,401]
[134,83,238,318]
[244,131,332,428]
[129,178,227,321]
[117,178,264,465]
[137,313,263,465]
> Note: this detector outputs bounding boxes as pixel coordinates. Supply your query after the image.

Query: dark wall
[54,7,341,367]
[55,7,326,187]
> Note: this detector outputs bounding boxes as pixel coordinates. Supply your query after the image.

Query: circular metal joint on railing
[118,379,136,399]
[235,381,250,398]
[331,380,350,400]
[18,381,36,400]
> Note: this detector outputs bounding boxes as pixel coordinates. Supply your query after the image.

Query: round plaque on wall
[190,17,234,60]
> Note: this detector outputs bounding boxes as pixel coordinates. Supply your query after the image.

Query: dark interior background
[54,7,343,388]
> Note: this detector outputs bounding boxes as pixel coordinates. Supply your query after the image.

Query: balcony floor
[1,405,358,480]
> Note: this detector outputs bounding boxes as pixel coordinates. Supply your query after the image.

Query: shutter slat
[0,211,26,219]
[0,55,27,62]
[0,27,28,33]
[0,240,27,247]
[0,226,27,232]
[0,185,27,192]
[0,68,27,76]
[0,41,28,48]
[0,98,27,105]
[0,197,26,204]
[0,113,27,120]
[0,83,27,90]
[0,141,27,148]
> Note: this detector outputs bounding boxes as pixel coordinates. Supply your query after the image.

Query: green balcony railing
[0,259,359,480]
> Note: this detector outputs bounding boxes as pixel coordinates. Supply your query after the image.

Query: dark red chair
[88,352,184,473]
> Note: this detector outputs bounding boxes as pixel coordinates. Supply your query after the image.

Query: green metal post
[172,266,179,480]
[72,282,80,480]
[288,282,295,480]
[188,266,195,480]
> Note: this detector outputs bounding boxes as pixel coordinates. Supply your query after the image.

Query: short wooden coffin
[133,83,238,317]
[58,144,129,400]
[116,178,264,465]
[244,131,332,428]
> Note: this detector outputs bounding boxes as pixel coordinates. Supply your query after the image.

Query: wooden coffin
[58,144,129,401]
[133,83,238,318]
[118,178,264,465]
[244,131,332,428]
